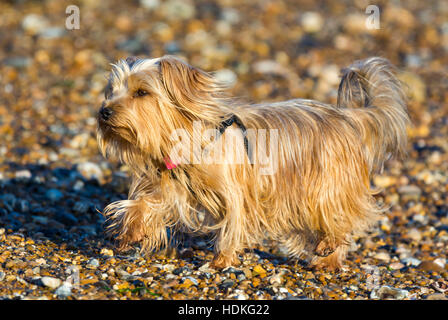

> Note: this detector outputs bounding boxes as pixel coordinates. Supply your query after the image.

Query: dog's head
[97,55,227,167]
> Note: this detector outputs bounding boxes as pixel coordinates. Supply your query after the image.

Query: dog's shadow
[0,162,213,260]
[0,161,299,269]
[0,162,125,257]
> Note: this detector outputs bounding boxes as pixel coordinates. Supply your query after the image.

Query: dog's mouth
[97,114,123,132]
[98,119,137,146]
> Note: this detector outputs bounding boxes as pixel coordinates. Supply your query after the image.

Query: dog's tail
[337,57,410,173]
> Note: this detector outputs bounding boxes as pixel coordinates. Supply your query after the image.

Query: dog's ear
[159,56,222,111]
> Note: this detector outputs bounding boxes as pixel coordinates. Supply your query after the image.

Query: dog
[97,55,409,270]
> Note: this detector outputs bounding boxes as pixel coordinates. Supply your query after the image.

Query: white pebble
[55,282,72,297]
[214,69,237,87]
[41,276,61,289]
[374,252,391,262]
[301,12,323,33]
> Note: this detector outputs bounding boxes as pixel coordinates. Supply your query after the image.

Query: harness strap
[218,114,249,156]
[165,114,250,170]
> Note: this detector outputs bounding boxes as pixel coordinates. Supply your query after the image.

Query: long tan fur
[97,55,409,270]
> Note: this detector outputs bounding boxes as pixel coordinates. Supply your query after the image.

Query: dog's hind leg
[209,192,250,269]
[210,219,245,269]
[314,235,339,257]
[310,244,349,271]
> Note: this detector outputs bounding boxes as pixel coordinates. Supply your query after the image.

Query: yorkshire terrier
[97,55,409,270]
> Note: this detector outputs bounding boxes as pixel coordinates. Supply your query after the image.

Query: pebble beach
[0,0,447,300]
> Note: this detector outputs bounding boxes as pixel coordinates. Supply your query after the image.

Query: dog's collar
[164,114,249,170]
[164,157,178,170]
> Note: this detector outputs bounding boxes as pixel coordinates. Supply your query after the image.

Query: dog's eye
[134,89,149,98]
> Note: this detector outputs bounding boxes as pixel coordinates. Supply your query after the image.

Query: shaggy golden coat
[97,55,409,270]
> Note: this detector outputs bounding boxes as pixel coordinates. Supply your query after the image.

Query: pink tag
[164,157,178,170]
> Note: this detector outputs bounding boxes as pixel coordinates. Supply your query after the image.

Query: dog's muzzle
[99,106,113,121]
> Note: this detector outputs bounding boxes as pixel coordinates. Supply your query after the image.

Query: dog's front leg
[103,175,170,253]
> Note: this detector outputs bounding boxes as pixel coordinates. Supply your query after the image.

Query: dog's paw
[314,237,337,257]
[310,245,346,272]
[310,258,342,272]
[210,254,240,269]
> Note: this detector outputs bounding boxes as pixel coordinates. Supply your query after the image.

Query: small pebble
[14,170,32,179]
[77,162,103,182]
[301,12,323,33]
[45,189,63,202]
[55,282,72,298]
[100,248,114,257]
[407,228,422,242]
[220,279,235,290]
[398,185,422,201]
[253,265,267,276]
[41,276,62,289]
[87,258,100,268]
[268,273,283,285]
[373,252,391,263]
[389,262,405,270]
[418,261,445,273]
[402,257,422,267]
[370,286,409,300]
[433,258,446,269]
[214,69,237,87]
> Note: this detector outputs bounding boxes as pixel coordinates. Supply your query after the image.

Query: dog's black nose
[100,107,113,121]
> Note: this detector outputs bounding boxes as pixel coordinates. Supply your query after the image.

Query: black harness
[218,114,249,156]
